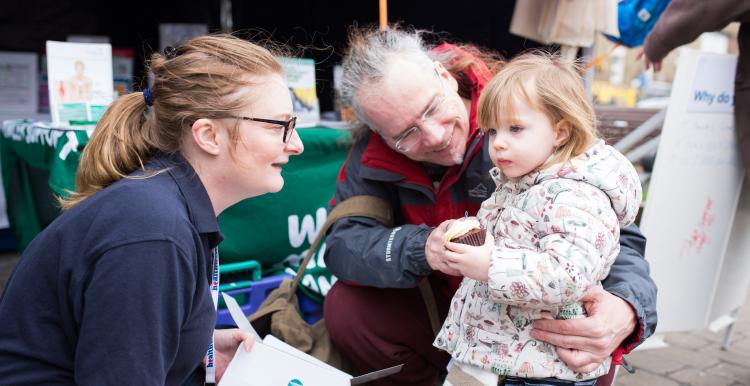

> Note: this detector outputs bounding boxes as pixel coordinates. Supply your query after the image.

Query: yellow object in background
[592,80,638,107]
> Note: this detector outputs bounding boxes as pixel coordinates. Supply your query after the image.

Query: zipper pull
[622,357,635,374]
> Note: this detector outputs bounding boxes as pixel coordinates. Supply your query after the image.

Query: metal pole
[582,45,595,102]
[379,0,388,31]
[614,109,667,153]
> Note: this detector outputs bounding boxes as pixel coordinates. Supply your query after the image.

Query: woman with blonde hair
[0,34,303,385]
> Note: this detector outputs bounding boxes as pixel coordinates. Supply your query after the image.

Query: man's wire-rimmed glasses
[392,72,450,153]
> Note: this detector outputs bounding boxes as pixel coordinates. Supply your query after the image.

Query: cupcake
[442,217,486,246]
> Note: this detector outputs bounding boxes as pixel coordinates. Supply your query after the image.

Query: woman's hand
[212,328,255,382]
[444,231,494,282]
[530,286,637,373]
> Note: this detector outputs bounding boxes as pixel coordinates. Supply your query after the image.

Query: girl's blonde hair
[477,51,598,169]
[61,34,282,209]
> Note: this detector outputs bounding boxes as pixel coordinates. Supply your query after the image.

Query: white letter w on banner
[288,207,327,248]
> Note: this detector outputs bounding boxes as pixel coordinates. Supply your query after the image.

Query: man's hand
[425,220,461,276]
[530,286,637,373]
[444,231,494,281]
[636,48,663,72]
[212,328,255,382]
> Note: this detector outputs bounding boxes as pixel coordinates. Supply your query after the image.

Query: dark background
[0,0,546,111]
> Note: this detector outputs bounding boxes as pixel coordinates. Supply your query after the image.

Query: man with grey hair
[323,26,656,386]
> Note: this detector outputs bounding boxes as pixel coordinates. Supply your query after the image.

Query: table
[0,119,352,300]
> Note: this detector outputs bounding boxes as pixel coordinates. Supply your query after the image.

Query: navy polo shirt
[0,153,220,385]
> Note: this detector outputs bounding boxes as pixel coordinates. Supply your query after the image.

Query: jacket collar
[149,152,223,248]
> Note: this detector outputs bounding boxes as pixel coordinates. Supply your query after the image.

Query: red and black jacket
[325,43,494,296]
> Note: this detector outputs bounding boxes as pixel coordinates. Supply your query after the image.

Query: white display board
[640,48,745,333]
[708,180,750,323]
[278,57,320,128]
[0,52,38,115]
[46,41,113,124]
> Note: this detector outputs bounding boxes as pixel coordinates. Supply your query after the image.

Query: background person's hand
[636,48,663,72]
[212,328,255,382]
[444,231,494,281]
[425,220,461,276]
[530,286,637,373]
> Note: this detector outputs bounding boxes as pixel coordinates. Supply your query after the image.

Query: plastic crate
[217,260,262,309]
[216,272,291,327]
[215,273,325,327]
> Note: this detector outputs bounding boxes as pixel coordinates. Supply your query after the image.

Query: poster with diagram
[278,57,320,128]
[46,41,113,124]
[640,48,745,333]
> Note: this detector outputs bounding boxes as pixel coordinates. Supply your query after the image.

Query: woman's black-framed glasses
[232,116,297,143]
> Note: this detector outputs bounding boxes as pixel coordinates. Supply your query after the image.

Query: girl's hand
[444,231,494,281]
[212,328,255,382]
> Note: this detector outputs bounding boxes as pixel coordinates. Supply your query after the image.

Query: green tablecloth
[0,120,91,249]
[0,120,351,300]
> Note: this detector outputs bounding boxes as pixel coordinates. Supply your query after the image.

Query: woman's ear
[190,118,222,156]
[554,120,572,147]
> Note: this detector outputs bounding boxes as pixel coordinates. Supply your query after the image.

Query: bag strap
[290,195,441,336]
[418,279,441,335]
[290,195,394,290]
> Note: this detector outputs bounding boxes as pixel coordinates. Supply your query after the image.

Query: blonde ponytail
[60,93,154,209]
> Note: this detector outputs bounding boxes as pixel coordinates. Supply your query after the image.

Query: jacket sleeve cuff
[406,225,435,276]
[607,285,647,365]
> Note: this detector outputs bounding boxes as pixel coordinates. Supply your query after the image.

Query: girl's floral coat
[434,140,642,381]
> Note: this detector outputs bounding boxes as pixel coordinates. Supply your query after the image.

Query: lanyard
[205,248,220,386]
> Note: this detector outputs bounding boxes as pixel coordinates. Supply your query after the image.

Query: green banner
[218,128,351,301]
[1,120,350,301]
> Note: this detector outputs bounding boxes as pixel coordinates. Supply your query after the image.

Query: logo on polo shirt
[288,379,303,386]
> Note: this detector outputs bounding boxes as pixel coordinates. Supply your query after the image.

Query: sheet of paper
[221,293,260,340]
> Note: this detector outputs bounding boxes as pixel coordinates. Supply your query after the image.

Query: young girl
[433,52,642,385]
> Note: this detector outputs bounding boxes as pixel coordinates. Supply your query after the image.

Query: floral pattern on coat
[434,140,642,381]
